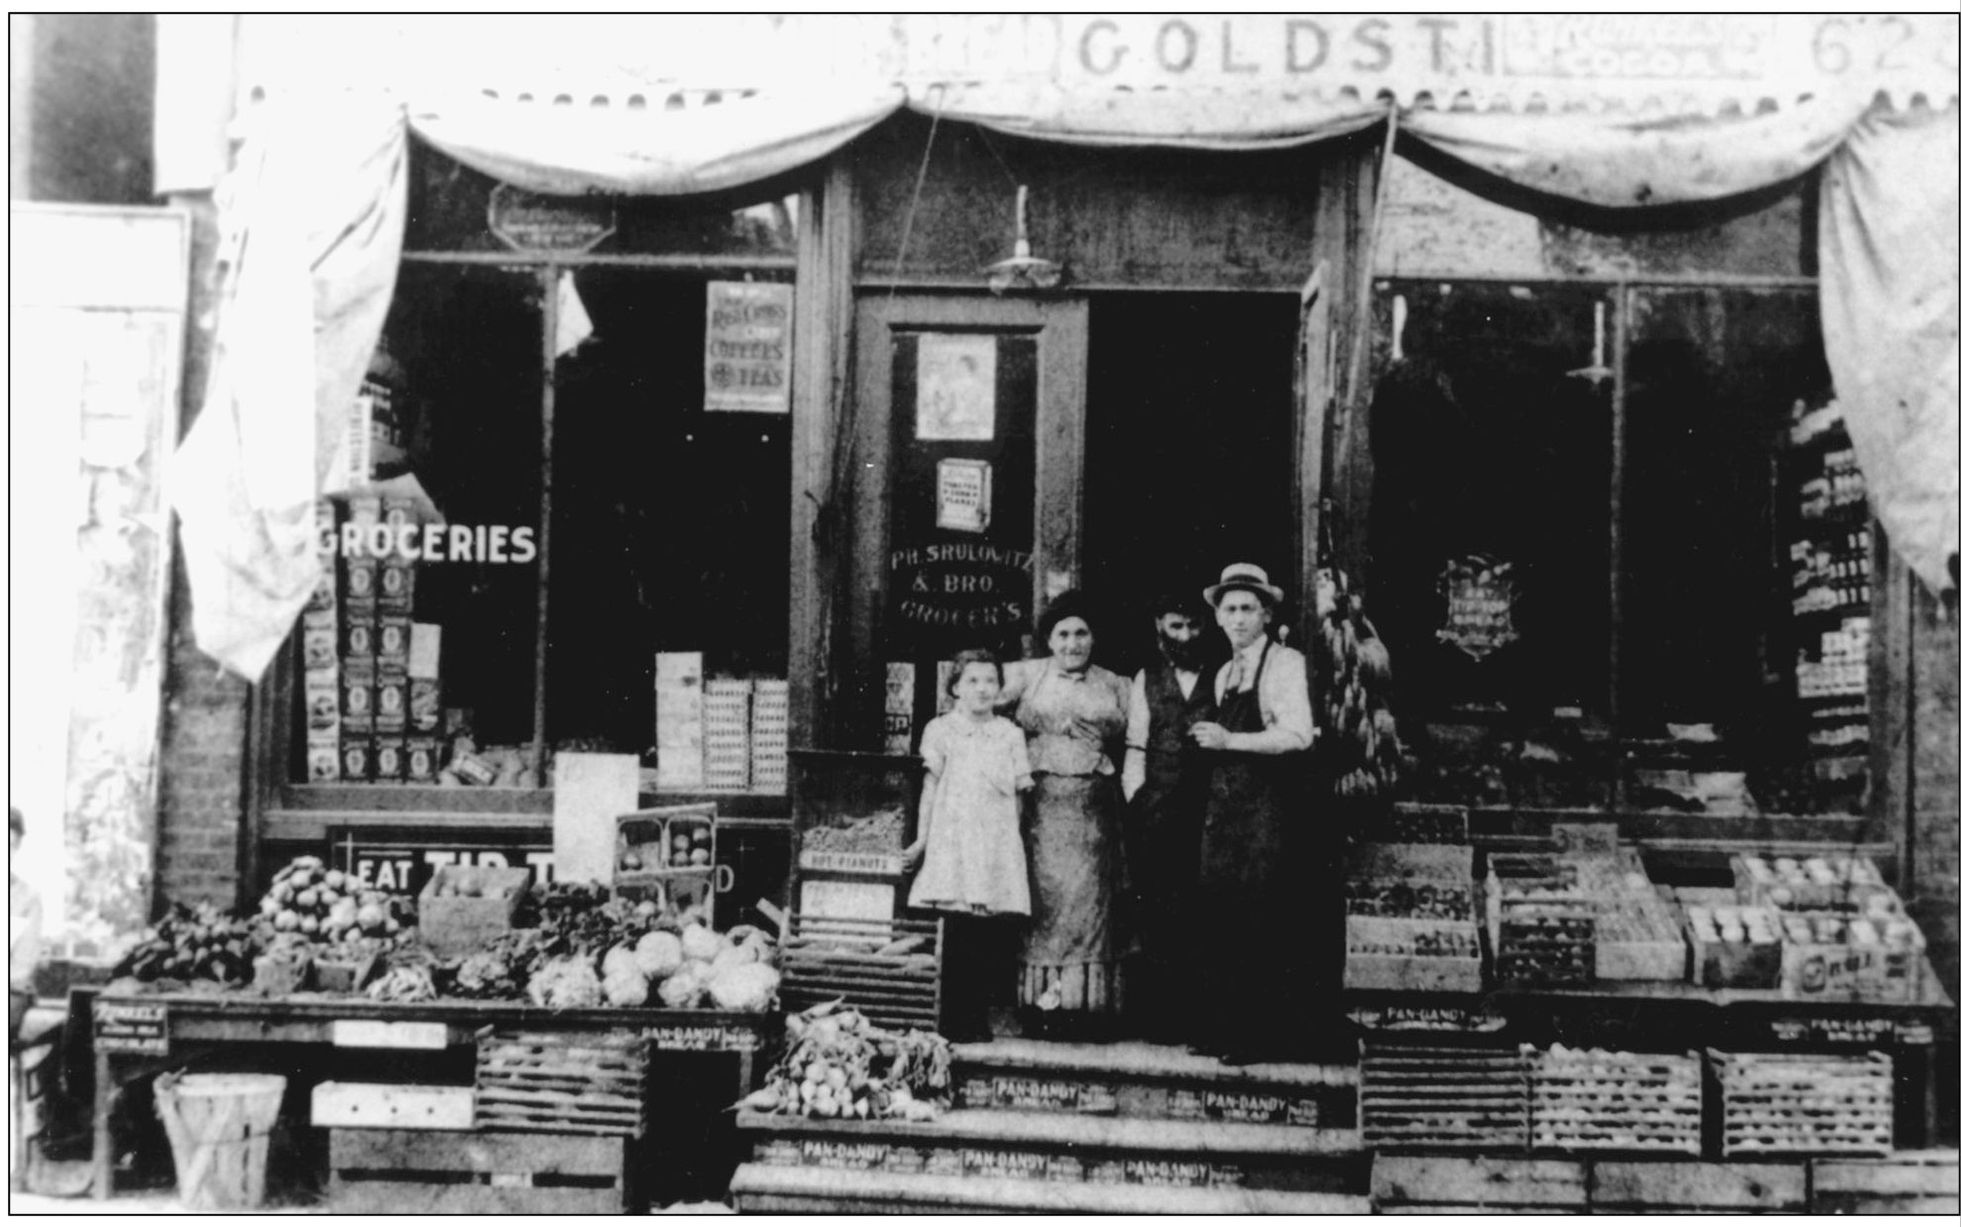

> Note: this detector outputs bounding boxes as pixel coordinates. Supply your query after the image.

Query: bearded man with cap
[1188,563,1322,1064]
[1119,588,1217,1040]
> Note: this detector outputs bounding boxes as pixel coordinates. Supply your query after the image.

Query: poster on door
[704,281,792,413]
[915,334,997,441]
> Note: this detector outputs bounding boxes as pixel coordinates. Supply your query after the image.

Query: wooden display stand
[781,751,944,1032]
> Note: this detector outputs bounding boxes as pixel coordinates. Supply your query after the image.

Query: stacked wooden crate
[1710,1050,1893,1158]
[1371,1155,1585,1215]
[1359,1043,1531,1154]
[1527,1047,1701,1156]
[1486,855,1595,987]
[473,1030,651,1137]
[778,914,944,1034]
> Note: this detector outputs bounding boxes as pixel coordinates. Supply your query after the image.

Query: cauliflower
[633,930,685,981]
[657,960,710,1009]
[707,962,780,1013]
[680,923,726,964]
[527,955,603,1010]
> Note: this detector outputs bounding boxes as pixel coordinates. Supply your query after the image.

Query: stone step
[951,1038,1358,1128]
[737,1107,1366,1194]
[729,1163,1372,1214]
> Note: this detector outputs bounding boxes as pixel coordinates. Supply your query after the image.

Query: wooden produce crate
[474,1030,650,1138]
[312,1081,475,1131]
[1360,1042,1531,1154]
[314,951,381,994]
[1811,1152,1960,1216]
[1487,856,1594,988]
[329,1128,630,1213]
[418,865,531,959]
[1527,1047,1701,1156]
[1371,1155,1586,1214]
[779,913,942,1034]
[1344,916,1482,993]
[1710,1050,1893,1158]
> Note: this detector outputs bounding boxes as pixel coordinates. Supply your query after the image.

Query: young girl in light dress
[904,649,1034,1041]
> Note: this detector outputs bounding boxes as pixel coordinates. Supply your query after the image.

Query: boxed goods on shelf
[1344,843,1480,992]
[1710,1050,1892,1158]
[1566,852,1686,982]
[1527,1046,1701,1156]
[1486,855,1594,987]
[1680,898,1782,989]
[1775,906,1926,1004]
[1360,1042,1531,1153]
[1732,853,1887,909]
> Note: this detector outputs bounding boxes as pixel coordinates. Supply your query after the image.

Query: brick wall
[153,551,252,910]
[1909,585,1959,1005]
[153,191,253,912]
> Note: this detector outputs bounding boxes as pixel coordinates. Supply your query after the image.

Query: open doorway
[1084,292,1300,674]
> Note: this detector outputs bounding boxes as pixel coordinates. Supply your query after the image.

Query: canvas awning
[164,17,1959,677]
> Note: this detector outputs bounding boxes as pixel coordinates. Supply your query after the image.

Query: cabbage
[527,955,602,1009]
[633,930,685,981]
[711,941,762,975]
[603,966,650,1008]
[601,944,640,980]
[707,962,780,1013]
[657,961,709,1009]
[680,923,726,963]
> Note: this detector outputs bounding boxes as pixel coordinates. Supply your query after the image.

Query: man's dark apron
[1196,641,1311,1045]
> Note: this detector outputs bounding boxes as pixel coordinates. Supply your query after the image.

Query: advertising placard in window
[704,281,793,413]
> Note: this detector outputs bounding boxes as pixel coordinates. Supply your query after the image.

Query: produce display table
[1347,958,1954,1146]
[86,988,779,1200]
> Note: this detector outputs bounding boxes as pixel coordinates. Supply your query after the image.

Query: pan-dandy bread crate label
[1167,1086,1320,1126]
[962,1075,1116,1114]
[960,1148,1083,1182]
[644,1022,761,1052]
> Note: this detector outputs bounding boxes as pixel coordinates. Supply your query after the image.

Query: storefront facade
[136,14,1957,1001]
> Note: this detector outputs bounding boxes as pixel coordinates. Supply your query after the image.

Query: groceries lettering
[889,544,1033,634]
[324,523,537,565]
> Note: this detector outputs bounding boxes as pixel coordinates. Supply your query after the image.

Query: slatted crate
[1487,855,1595,988]
[1710,1050,1892,1158]
[779,913,943,1035]
[329,1128,631,1213]
[1371,1154,1586,1214]
[1360,1042,1531,1154]
[474,1029,650,1138]
[1527,1047,1701,1155]
[1811,1151,1960,1215]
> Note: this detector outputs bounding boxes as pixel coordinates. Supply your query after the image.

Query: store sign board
[1765,1014,1934,1047]
[94,999,169,1055]
[334,837,555,897]
[1437,555,1519,661]
[487,183,616,253]
[704,281,792,414]
[887,542,1033,637]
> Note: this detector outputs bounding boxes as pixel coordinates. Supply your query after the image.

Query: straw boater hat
[1204,563,1284,609]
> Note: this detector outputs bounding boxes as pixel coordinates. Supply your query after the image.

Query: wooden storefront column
[1318,135,1384,591]
[789,161,857,751]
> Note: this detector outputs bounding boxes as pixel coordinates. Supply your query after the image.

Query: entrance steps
[730,1039,1368,1214]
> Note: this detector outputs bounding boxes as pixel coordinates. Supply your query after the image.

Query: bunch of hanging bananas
[1317,582,1405,800]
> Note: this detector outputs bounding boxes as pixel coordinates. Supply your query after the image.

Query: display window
[274,146,800,811]
[1367,279,1857,816]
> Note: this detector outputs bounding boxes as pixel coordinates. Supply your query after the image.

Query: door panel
[850,295,1087,747]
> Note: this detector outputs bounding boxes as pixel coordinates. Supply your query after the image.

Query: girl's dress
[907,711,1032,916]
[1000,657,1131,1015]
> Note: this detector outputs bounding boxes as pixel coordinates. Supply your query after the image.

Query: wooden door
[848,294,1088,748]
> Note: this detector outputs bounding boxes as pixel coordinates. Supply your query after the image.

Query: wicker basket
[153,1073,287,1210]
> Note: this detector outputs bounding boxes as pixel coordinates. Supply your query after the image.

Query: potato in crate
[1527,1046,1701,1155]
[1710,1050,1892,1158]
[417,865,531,959]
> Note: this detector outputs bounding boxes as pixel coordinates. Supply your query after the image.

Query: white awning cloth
[410,86,905,196]
[922,82,1390,150]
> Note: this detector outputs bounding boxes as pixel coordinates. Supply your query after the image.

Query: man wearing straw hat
[1186,564,1322,1064]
